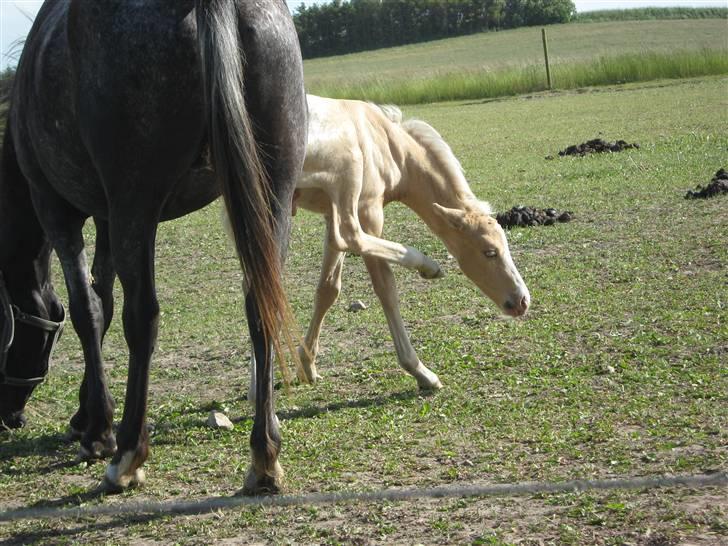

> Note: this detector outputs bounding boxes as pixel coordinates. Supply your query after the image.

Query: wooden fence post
[542,27,552,90]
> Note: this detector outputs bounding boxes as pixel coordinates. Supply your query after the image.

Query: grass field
[304,19,728,97]
[1,76,727,543]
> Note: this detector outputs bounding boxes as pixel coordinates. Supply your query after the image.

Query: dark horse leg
[67,219,117,455]
[26,183,116,458]
[236,3,307,495]
[103,204,162,490]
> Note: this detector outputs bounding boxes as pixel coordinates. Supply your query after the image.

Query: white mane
[375,103,404,124]
[375,105,491,216]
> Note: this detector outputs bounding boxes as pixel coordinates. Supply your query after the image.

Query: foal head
[433,201,530,317]
[0,263,65,430]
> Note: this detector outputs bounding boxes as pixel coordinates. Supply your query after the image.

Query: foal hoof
[419,262,444,280]
[240,461,283,496]
[295,368,322,385]
[414,365,443,391]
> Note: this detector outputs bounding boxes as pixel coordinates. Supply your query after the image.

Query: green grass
[1,76,727,543]
[313,48,728,105]
[575,7,728,22]
[304,19,728,94]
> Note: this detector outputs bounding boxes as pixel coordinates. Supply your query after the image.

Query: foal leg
[326,162,440,278]
[360,210,442,390]
[103,212,160,490]
[28,192,116,457]
[298,221,345,384]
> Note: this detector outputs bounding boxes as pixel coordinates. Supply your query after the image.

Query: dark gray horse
[0,0,307,495]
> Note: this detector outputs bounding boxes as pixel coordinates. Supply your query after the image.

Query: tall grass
[575,7,727,22]
[310,48,728,105]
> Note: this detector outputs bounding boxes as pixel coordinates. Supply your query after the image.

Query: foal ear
[433,203,469,231]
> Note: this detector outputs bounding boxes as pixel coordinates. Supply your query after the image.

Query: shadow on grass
[0,514,161,546]
[0,430,72,462]
[273,388,427,422]
[109,388,435,450]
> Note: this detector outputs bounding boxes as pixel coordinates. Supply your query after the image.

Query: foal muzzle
[0,271,65,387]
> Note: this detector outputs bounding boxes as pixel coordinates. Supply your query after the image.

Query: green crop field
[304,19,727,88]
[1,74,726,544]
[305,19,728,102]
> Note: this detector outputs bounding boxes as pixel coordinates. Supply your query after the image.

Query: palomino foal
[244,95,530,392]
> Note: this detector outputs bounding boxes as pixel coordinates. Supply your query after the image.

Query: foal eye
[484,249,498,258]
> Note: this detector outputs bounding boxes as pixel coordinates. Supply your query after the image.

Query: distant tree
[293,0,575,58]
[0,67,16,103]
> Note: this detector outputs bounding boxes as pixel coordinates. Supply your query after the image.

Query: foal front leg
[330,204,442,279]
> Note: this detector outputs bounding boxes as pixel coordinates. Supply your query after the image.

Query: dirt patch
[685,168,728,199]
[550,138,640,158]
[496,206,573,229]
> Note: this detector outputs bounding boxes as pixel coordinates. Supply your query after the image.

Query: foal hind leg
[28,193,116,458]
[298,221,345,384]
[360,210,442,390]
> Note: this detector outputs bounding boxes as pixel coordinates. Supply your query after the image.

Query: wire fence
[1,472,725,524]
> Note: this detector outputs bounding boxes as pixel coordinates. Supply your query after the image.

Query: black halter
[0,271,65,387]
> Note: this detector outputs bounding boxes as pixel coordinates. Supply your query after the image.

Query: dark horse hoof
[0,411,27,430]
[79,433,118,460]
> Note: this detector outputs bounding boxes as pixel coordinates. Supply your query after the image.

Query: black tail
[195,0,295,376]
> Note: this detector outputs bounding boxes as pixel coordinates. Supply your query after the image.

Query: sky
[1,0,726,71]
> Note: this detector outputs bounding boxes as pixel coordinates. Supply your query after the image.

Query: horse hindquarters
[65,3,206,489]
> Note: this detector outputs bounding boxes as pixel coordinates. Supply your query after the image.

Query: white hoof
[419,257,443,279]
[104,452,146,491]
[414,365,443,390]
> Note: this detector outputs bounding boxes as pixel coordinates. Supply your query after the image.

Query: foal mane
[374,103,492,215]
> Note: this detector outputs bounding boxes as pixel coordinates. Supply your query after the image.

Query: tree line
[292,0,576,58]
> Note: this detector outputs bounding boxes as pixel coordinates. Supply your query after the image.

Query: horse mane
[374,103,492,215]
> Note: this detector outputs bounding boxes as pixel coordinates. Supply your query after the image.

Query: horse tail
[195,1,294,377]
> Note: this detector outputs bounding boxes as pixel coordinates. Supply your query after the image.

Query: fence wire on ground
[0,472,725,524]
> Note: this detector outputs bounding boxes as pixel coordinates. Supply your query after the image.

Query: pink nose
[505,294,530,316]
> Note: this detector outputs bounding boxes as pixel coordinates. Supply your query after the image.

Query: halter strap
[0,271,66,387]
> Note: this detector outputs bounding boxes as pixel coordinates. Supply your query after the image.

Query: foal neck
[399,145,478,225]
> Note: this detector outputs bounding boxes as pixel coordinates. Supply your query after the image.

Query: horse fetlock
[104,450,146,492]
[241,460,284,495]
[296,345,321,384]
[79,431,117,460]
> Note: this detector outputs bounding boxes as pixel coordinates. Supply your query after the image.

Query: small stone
[207,411,234,430]
[348,300,368,312]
